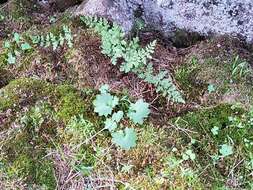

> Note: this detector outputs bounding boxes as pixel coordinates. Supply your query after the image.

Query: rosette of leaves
[93,85,150,150]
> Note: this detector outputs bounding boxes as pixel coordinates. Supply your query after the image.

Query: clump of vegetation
[231,55,252,81]
[171,104,253,188]
[3,32,33,64]
[81,16,184,103]
[30,25,73,50]
[1,103,57,189]
[1,25,73,66]
[175,55,253,106]
[93,84,150,150]
[0,78,88,124]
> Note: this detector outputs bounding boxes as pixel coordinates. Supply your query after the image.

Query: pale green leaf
[219,144,233,157]
[112,128,137,150]
[112,111,123,123]
[211,126,219,136]
[93,93,119,117]
[185,149,196,161]
[21,42,32,51]
[7,52,16,64]
[127,99,150,124]
[99,84,110,94]
[13,32,21,43]
[3,41,10,49]
[208,84,216,93]
[104,118,117,132]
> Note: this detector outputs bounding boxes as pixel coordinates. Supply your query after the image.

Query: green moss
[3,105,57,189]
[176,56,253,106]
[0,78,92,123]
[7,154,56,189]
[54,85,86,123]
[172,104,245,141]
[170,104,253,187]
[0,78,94,189]
[0,50,8,69]
[0,78,53,112]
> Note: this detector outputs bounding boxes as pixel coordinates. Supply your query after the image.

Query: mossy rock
[0,77,98,189]
[0,78,93,123]
[0,78,53,113]
[1,102,58,189]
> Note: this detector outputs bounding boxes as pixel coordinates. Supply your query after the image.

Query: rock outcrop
[75,0,253,43]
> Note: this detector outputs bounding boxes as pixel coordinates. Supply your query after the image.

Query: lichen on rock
[75,0,253,43]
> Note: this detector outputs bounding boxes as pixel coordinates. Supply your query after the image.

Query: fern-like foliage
[81,16,184,103]
[135,64,185,103]
[30,25,73,50]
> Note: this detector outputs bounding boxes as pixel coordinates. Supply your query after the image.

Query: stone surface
[74,0,136,32]
[75,0,253,43]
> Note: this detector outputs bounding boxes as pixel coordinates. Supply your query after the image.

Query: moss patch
[0,79,95,189]
[0,78,53,112]
[2,103,58,189]
[175,55,253,106]
[54,85,86,123]
[170,104,253,188]
[0,78,92,122]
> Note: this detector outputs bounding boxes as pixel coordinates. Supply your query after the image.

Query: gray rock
[74,0,136,32]
[75,0,253,43]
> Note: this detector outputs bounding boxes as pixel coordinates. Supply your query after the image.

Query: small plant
[93,84,150,150]
[6,52,16,64]
[219,144,233,157]
[65,114,96,146]
[127,99,150,124]
[182,149,196,161]
[93,85,119,117]
[231,55,251,80]
[2,26,74,65]
[211,126,219,136]
[3,32,33,64]
[121,163,134,174]
[226,108,253,149]
[111,128,137,150]
[20,102,53,128]
[207,84,216,93]
[20,104,45,128]
[136,63,185,102]
[81,16,184,103]
[30,25,73,50]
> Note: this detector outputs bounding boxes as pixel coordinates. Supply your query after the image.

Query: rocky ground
[0,1,253,189]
